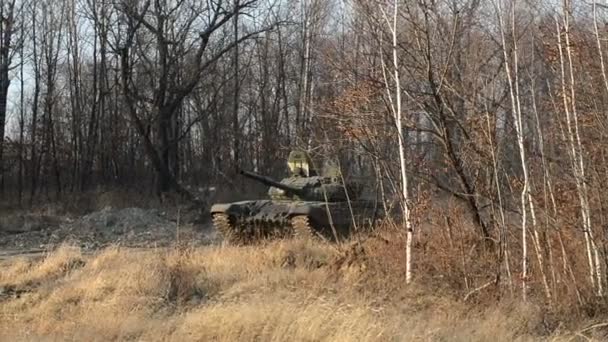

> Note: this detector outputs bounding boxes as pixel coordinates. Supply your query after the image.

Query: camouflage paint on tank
[210,149,380,243]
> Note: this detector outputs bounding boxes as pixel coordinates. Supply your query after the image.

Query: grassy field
[1,228,607,342]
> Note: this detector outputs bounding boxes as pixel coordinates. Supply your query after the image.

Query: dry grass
[1,235,606,341]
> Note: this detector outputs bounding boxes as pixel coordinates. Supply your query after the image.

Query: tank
[210,150,380,244]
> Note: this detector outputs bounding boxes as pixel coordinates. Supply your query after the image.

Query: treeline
[3,0,608,306]
[0,0,331,200]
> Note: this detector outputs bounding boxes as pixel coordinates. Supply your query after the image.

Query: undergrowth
[1,230,607,341]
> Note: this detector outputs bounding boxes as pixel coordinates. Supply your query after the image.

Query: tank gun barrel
[239,169,304,196]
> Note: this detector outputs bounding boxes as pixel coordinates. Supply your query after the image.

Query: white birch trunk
[557,3,603,295]
[593,2,608,101]
[380,0,413,284]
[496,0,530,301]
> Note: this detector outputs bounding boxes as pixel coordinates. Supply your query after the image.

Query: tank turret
[240,149,363,202]
[239,170,306,199]
[239,169,353,202]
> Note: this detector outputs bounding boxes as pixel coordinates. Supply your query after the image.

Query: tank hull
[210,200,379,242]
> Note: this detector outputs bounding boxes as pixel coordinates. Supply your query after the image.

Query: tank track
[213,214,249,244]
[291,215,320,240]
[215,213,331,244]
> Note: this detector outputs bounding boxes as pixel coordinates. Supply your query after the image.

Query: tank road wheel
[213,214,246,245]
[291,215,324,241]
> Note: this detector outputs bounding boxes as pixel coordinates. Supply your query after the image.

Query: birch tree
[379,0,414,284]
[556,1,603,296]
[495,0,543,302]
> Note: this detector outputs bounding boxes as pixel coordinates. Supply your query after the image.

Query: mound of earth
[71,207,171,232]
[0,207,216,251]
[0,214,64,234]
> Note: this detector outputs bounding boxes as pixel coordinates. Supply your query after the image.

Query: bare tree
[379,0,414,284]
[115,0,271,199]
[0,0,17,193]
[556,1,603,296]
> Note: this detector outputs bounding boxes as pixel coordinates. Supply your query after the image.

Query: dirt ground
[0,206,217,258]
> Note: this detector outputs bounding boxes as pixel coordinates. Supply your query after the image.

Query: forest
[3,0,608,338]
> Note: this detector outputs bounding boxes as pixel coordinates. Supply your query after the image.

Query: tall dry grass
[0,230,606,341]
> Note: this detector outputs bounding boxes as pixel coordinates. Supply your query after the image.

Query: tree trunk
[0,0,15,195]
